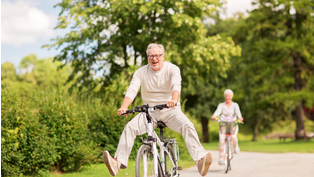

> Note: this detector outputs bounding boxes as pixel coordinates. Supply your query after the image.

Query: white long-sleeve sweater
[212,102,243,118]
[125,62,181,106]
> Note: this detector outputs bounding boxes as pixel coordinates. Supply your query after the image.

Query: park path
[179,150,314,177]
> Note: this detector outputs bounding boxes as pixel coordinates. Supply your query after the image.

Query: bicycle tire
[136,144,163,177]
[229,137,234,171]
[164,144,178,177]
[224,137,229,173]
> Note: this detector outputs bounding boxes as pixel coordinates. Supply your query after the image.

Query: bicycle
[214,115,241,173]
[122,104,182,177]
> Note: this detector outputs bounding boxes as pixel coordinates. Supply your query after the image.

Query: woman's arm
[235,103,243,121]
[211,103,223,120]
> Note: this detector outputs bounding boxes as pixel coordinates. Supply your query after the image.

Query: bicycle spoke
[136,145,162,177]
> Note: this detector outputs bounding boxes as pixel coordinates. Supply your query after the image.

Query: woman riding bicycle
[103,43,212,176]
[211,89,244,165]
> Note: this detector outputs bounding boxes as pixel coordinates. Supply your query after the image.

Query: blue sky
[1,0,66,67]
[1,0,254,68]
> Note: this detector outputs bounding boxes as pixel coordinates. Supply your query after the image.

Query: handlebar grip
[154,103,178,110]
[121,109,134,116]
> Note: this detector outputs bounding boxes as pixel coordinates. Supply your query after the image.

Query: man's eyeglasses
[148,54,163,60]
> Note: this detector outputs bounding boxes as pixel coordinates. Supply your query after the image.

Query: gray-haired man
[103,43,212,176]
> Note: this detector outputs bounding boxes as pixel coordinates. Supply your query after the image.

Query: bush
[1,88,25,176]
[84,95,144,161]
[1,87,98,176]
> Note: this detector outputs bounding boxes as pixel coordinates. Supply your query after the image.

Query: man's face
[224,93,233,103]
[147,47,164,71]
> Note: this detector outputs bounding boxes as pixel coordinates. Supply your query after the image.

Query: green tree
[180,35,241,142]
[45,0,221,92]
[18,54,72,89]
[1,62,18,88]
[1,62,35,96]
[232,0,314,140]
[1,62,16,80]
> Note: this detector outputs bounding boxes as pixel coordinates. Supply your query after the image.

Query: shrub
[1,87,98,176]
[1,88,25,176]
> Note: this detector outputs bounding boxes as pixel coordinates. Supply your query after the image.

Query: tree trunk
[123,44,129,68]
[295,101,307,140]
[293,52,307,140]
[252,123,258,141]
[201,116,209,143]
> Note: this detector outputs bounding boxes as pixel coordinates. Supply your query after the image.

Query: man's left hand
[167,100,177,108]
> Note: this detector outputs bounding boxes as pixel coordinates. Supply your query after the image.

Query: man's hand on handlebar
[117,108,128,116]
[166,100,177,108]
[118,103,176,116]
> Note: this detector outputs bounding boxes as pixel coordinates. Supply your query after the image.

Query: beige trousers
[114,106,207,168]
[219,125,239,159]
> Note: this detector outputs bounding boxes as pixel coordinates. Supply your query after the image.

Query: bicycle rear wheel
[224,137,230,173]
[136,144,163,177]
[164,144,178,177]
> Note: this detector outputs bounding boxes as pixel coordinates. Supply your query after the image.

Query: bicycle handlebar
[121,104,175,116]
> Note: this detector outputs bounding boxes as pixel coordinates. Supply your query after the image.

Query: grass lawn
[45,138,313,177]
[202,138,314,153]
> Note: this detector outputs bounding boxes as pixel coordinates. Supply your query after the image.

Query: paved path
[179,150,314,177]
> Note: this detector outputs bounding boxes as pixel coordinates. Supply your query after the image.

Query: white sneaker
[235,147,240,154]
[218,158,224,165]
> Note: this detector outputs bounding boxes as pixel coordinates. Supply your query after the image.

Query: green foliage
[1,55,72,97]
[229,0,314,139]
[1,87,98,176]
[46,0,221,92]
[179,33,241,142]
[1,88,26,176]
[18,54,71,88]
[83,96,131,159]
[1,62,17,81]
[35,89,96,172]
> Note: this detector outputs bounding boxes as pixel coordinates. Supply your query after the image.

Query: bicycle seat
[157,121,167,129]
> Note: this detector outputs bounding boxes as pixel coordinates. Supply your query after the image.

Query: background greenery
[2,0,314,176]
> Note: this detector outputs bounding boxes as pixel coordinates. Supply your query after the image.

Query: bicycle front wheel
[136,144,163,177]
[164,144,178,177]
[229,137,234,171]
[224,137,230,173]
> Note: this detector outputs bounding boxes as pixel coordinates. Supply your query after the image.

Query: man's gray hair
[224,89,234,97]
[146,43,165,55]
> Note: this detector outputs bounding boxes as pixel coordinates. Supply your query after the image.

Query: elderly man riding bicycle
[103,43,213,176]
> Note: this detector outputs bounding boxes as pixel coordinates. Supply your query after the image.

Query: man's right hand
[117,108,128,116]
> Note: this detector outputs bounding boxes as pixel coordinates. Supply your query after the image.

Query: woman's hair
[146,43,165,55]
[224,89,234,97]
